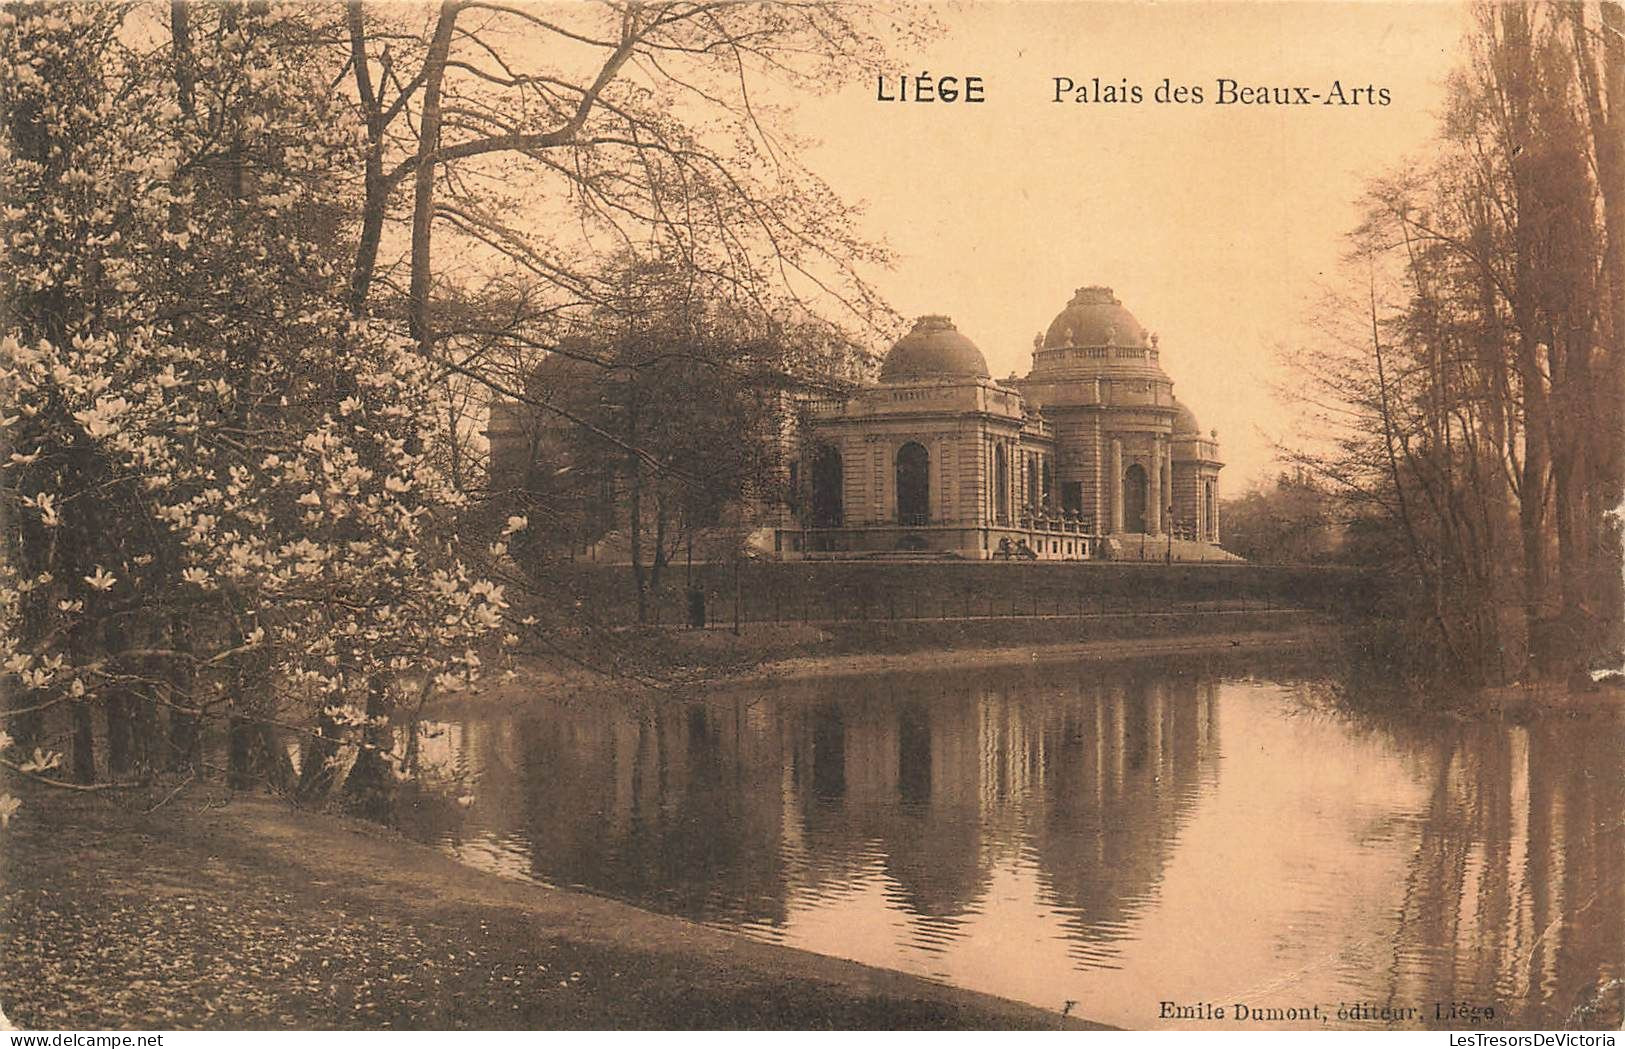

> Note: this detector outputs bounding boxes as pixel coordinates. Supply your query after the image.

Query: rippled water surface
[396,653,1624,1029]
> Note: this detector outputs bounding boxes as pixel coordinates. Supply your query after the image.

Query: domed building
[787,288,1225,560]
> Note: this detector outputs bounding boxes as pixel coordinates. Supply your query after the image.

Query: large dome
[880,315,990,383]
[1043,286,1149,349]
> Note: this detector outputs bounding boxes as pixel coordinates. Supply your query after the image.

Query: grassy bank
[0,786,1098,1030]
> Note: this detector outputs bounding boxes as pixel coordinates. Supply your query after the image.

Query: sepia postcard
[0,0,1621,1038]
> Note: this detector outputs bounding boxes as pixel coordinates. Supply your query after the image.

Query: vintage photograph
[0,0,1621,1034]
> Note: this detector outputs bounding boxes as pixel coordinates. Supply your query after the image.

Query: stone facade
[783,288,1227,561]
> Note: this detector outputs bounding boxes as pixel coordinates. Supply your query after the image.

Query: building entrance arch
[896,442,930,525]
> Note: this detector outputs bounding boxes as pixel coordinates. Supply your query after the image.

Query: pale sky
[792,1,1472,490]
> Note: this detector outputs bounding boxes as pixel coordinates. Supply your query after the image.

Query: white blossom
[17,748,62,774]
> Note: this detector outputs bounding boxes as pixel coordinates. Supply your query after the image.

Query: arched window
[810,445,843,527]
[1123,463,1148,533]
[1026,454,1040,514]
[896,441,930,525]
[1204,479,1216,542]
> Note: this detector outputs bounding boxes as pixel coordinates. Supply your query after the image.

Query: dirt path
[0,790,1101,1030]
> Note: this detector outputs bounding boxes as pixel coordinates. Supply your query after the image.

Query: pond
[396,651,1624,1030]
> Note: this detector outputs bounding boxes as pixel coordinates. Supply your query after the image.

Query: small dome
[1043,286,1149,349]
[880,315,990,383]
[1172,399,1201,435]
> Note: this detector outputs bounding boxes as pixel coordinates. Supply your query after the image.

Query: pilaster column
[1110,436,1124,533]
[1005,439,1015,523]
[980,434,990,525]
[1147,438,1162,535]
[1161,445,1173,536]
[881,441,892,524]
[1093,416,1106,529]
[1012,442,1019,523]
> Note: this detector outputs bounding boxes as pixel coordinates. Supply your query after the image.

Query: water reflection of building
[411,661,1221,965]
[507,695,795,926]
[1028,672,1219,957]
[401,668,1624,1029]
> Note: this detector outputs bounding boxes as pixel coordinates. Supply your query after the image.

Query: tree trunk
[129,619,165,776]
[1519,405,1553,674]
[651,489,668,593]
[106,698,133,779]
[296,704,344,802]
[343,674,395,821]
[68,618,95,783]
[407,1,460,355]
[103,622,135,778]
[132,675,158,777]
[228,712,254,789]
[71,702,96,784]
[346,0,387,316]
[1495,4,1561,678]
[170,0,195,116]
[166,614,199,770]
[629,411,647,625]
[5,595,47,752]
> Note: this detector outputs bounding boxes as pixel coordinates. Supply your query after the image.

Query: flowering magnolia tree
[0,0,924,829]
[0,3,516,825]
